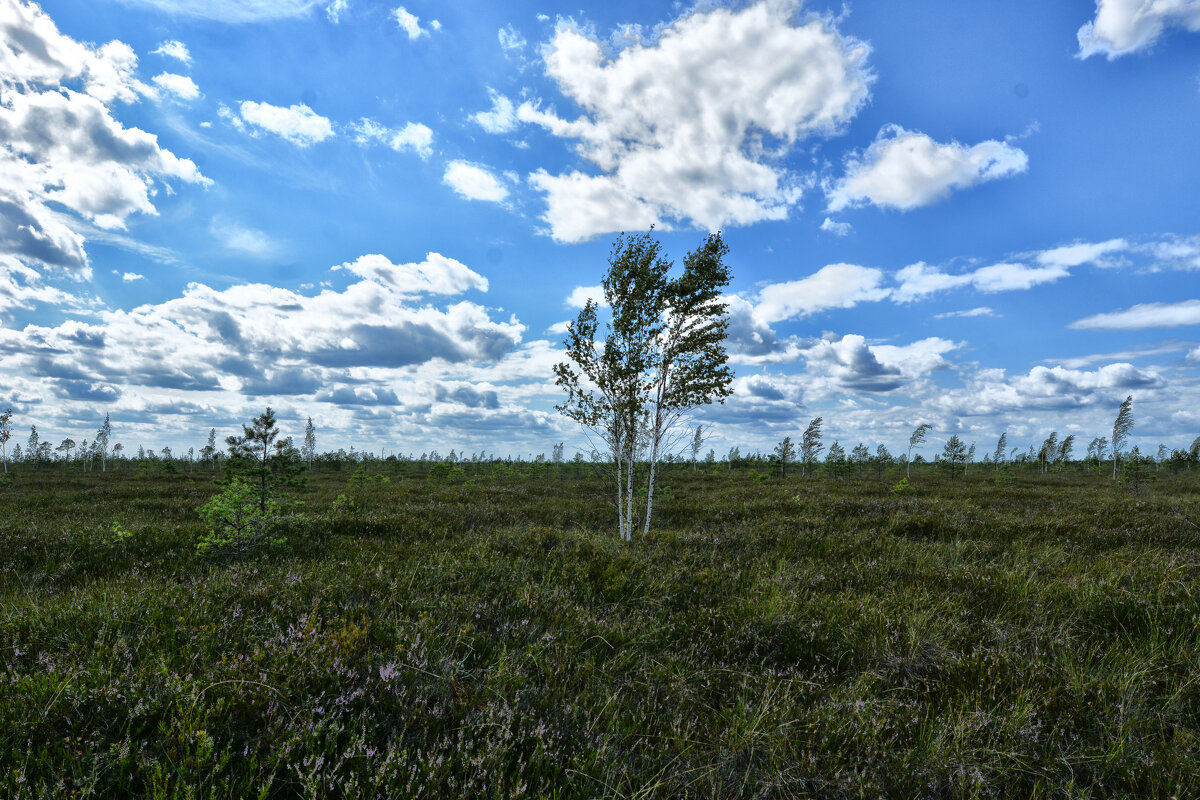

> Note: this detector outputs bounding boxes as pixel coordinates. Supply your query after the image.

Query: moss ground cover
[1,463,1198,798]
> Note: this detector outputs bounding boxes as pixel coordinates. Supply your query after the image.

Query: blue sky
[2,0,1199,459]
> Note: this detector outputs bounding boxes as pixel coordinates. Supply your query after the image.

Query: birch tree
[1111,395,1134,480]
[96,413,112,473]
[773,436,795,477]
[302,417,317,470]
[799,417,824,477]
[555,232,733,540]
[906,423,933,478]
[0,408,12,473]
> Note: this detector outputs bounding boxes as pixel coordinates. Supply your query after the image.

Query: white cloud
[819,217,852,236]
[1077,0,1200,59]
[893,261,1067,301]
[211,218,277,259]
[803,334,959,392]
[520,1,872,242]
[0,256,87,311]
[499,24,526,54]
[1069,299,1200,330]
[348,118,434,159]
[114,0,326,22]
[443,160,509,203]
[1036,238,1127,268]
[753,263,890,324]
[1,252,524,420]
[0,3,208,277]
[151,40,191,65]
[827,125,1028,212]
[934,306,998,319]
[325,0,348,23]
[392,7,437,39]
[122,271,145,282]
[565,285,604,308]
[471,91,518,134]
[235,101,334,146]
[152,72,200,101]
[971,262,1068,292]
[333,253,488,295]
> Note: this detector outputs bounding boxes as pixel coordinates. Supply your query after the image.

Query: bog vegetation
[2,441,1200,798]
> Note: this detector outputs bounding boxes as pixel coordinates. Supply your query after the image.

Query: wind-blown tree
[689,425,706,471]
[555,231,734,540]
[1058,435,1075,471]
[56,438,75,461]
[799,417,824,477]
[942,435,967,479]
[773,436,795,477]
[1091,436,1108,473]
[993,431,1007,469]
[95,413,112,472]
[1156,443,1167,471]
[302,417,317,470]
[1039,431,1058,474]
[26,426,39,464]
[965,442,976,474]
[906,423,933,478]
[0,407,10,473]
[1111,395,1134,480]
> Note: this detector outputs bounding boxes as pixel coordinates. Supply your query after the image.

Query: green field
[2,462,1199,798]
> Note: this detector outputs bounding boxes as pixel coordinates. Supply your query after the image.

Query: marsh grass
[1,464,1198,798]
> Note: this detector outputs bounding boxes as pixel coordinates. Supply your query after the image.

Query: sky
[2,0,1199,460]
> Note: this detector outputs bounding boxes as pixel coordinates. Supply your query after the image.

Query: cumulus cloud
[152,72,200,101]
[520,1,872,242]
[333,253,488,295]
[443,160,509,203]
[1069,299,1200,330]
[392,6,438,39]
[348,118,434,158]
[819,217,852,236]
[7,251,523,412]
[803,334,959,392]
[121,272,144,282]
[471,90,518,134]
[231,100,334,146]
[827,125,1028,212]
[0,1,208,276]
[565,284,604,308]
[1077,0,1200,59]
[753,263,890,324]
[151,40,191,65]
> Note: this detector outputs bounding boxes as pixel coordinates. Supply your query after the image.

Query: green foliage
[108,520,134,546]
[890,477,915,494]
[554,231,733,539]
[428,462,467,482]
[196,477,289,556]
